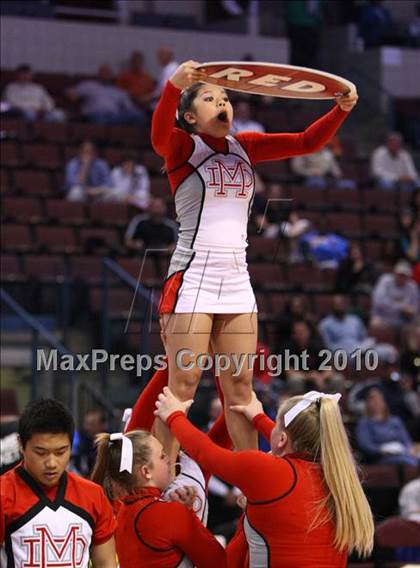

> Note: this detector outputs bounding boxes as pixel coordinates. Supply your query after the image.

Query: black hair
[176,82,205,133]
[18,399,75,448]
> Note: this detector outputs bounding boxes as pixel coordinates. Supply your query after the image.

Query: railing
[100,257,159,388]
[0,287,117,428]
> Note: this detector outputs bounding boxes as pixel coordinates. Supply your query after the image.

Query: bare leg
[211,312,258,450]
[154,312,213,468]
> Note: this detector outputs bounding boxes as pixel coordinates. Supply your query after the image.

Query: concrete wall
[0,15,288,76]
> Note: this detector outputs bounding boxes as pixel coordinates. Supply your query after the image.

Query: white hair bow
[109,433,133,473]
[284,391,342,428]
[121,408,132,433]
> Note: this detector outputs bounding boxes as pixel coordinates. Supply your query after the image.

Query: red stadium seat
[3,197,44,222]
[248,262,285,288]
[286,263,324,290]
[247,236,285,262]
[79,227,120,250]
[88,202,129,226]
[32,122,69,144]
[362,188,396,212]
[255,160,289,178]
[24,255,66,282]
[312,293,335,317]
[14,170,53,196]
[288,186,328,209]
[90,286,139,316]
[376,516,420,548]
[141,151,164,174]
[69,256,103,284]
[1,118,28,141]
[117,257,161,286]
[267,292,290,314]
[1,141,20,166]
[107,125,148,148]
[1,169,11,193]
[328,213,363,238]
[0,254,23,282]
[327,188,361,210]
[22,143,61,169]
[1,224,33,251]
[45,199,86,224]
[69,123,106,143]
[36,226,78,253]
[363,214,398,239]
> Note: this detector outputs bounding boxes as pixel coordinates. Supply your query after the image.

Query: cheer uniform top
[0,465,115,568]
[115,487,226,568]
[165,411,347,568]
[151,81,349,314]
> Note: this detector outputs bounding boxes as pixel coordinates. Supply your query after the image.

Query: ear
[183,111,196,126]
[274,431,288,454]
[139,464,152,481]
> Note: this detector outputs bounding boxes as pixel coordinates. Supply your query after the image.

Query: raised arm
[236,90,358,165]
[151,61,206,157]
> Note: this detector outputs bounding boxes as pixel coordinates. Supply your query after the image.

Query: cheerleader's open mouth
[217,110,228,123]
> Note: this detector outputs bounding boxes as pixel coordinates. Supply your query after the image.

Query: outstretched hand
[169,61,207,91]
[335,88,358,112]
[230,391,264,422]
[154,386,194,422]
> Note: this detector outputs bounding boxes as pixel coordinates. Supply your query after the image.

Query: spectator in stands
[65,140,111,202]
[285,0,323,67]
[399,208,420,263]
[371,259,420,329]
[116,50,156,109]
[400,476,420,522]
[2,63,65,122]
[408,2,420,47]
[108,153,151,210]
[336,242,379,293]
[72,409,108,476]
[400,324,420,381]
[282,319,345,395]
[291,145,356,189]
[67,64,145,124]
[275,295,316,346]
[280,211,313,262]
[371,132,420,191]
[356,387,419,466]
[231,100,265,134]
[300,222,349,268]
[358,0,394,48]
[125,197,178,252]
[319,294,367,357]
[154,45,179,102]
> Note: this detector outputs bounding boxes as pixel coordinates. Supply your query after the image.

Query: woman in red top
[91,423,226,567]
[150,60,358,465]
[155,387,374,567]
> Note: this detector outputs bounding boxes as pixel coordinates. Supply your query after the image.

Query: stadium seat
[79,228,120,251]
[328,212,363,238]
[248,262,285,288]
[363,214,398,239]
[117,257,161,286]
[69,123,106,143]
[327,188,361,211]
[107,125,149,148]
[69,256,104,284]
[312,293,335,316]
[376,516,420,548]
[0,169,10,193]
[3,197,44,222]
[1,118,28,140]
[141,150,164,174]
[22,143,61,169]
[286,263,324,291]
[247,236,285,262]
[1,224,33,251]
[46,199,86,224]
[0,254,23,281]
[32,122,69,144]
[150,176,171,199]
[14,170,53,196]
[362,188,397,212]
[88,202,129,226]
[36,226,78,253]
[1,141,20,167]
[289,186,328,209]
[24,255,66,282]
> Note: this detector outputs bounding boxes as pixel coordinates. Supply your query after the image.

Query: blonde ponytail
[277,396,374,557]
[91,430,152,493]
[319,398,374,557]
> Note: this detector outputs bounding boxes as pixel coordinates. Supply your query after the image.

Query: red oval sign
[198,62,356,100]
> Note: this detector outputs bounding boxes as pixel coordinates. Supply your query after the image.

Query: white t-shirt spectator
[3,82,55,113]
[292,148,342,178]
[72,81,138,116]
[108,165,150,209]
[231,118,265,134]
[371,146,419,183]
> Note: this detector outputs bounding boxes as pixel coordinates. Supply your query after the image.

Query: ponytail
[277,396,374,557]
[91,430,152,493]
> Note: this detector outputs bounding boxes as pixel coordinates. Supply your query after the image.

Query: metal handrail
[0,287,116,426]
